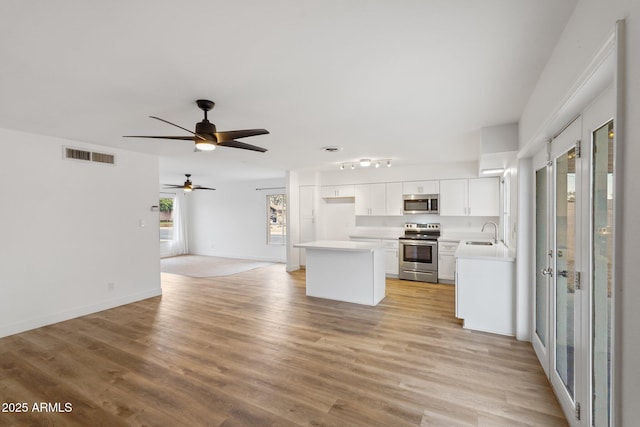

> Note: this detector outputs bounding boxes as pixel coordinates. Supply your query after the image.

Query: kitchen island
[294,240,386,305]
[455,240,516,336]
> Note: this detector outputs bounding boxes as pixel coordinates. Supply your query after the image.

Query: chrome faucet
[482,221,498,244]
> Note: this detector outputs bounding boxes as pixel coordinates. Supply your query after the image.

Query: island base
[304,248,385,306]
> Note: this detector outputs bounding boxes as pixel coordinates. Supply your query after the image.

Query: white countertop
[439,231,494,241]
[294,240,384,252]
[455,240,516,262]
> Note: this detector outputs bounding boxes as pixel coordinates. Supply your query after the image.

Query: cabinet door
[438,253,456,281]
[382,239,399,275]
[300,186,316,218]
[439,179,468,216]
[354,184,370,215]
[403,180,439,195]
[321,185,355,198]
[355,184,386,215]
[385,182,403,216]
[468,178,499,216]
[336,185,355,198]
[321,186,337,198]
[369,183,386,215]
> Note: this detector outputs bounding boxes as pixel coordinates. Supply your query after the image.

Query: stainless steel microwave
[403,194,439,214]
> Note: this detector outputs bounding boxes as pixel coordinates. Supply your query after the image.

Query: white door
[532,84,615,427]
[582,86,615,427]
[532,149,551,376]
[549,118,584,424]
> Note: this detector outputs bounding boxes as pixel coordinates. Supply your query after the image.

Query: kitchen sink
[465,241,494,246]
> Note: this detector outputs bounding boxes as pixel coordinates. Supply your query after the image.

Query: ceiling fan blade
[150,116,207,141]
[163,185,185,188]
[124,135,195,140]
[193,186,216,191]
[214,129,269,142]
[217,140,267,153]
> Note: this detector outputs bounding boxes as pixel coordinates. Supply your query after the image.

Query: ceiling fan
[124,99,268,152]
[164,174,215,192]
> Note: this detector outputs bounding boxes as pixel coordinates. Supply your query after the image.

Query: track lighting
[338,159,392,170]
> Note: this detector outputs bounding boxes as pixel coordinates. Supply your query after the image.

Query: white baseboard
[0,287,162,339]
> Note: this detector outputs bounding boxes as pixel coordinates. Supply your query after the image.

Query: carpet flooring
[160,255,275,278]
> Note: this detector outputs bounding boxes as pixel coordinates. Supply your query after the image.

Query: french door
[532,85,615,426]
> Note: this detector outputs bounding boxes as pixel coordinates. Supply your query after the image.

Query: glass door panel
[535,167,549,346]
[592,120,614,426]
[555,147,577,399]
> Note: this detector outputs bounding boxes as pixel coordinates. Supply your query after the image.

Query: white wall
[187,178,287,263]
[519,0,640,423]
[0,128,161,338]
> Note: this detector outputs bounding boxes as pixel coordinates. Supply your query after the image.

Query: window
[159,197,174,242]
[267,194,286,245]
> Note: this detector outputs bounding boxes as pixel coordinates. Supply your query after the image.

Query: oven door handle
[399,240,438,246]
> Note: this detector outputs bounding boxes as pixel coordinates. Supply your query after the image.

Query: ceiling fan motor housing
[196,120,217,139]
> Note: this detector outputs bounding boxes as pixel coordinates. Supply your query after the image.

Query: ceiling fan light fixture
[195,141,216,151]
[359,159,371,167]
[387,159,391,167]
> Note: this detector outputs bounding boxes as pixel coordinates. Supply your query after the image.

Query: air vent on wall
[64,146,116,165]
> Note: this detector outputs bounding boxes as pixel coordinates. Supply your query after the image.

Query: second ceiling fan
[125,99,269,153]
[164,174,215,192]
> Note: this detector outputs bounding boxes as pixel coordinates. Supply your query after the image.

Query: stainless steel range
[398,223,440,283]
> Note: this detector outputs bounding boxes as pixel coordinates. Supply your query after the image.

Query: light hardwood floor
[0,265,567,426]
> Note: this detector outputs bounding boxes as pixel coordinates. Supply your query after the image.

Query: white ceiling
[0,0,577,187]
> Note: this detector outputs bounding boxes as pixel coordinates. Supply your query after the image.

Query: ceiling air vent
[63,146,116,165]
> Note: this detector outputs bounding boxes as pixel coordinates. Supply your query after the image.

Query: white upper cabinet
[355,183,386,216]
[468,178,499,216]
[440,177,499,216]
[321,185,355,199]
[385,182,404,216]
[439,179,468,216]
[402,180,439,195]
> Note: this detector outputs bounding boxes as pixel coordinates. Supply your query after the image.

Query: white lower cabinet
[455,257,515,336]
[437,240,459,284]
[350,237,398,276]
[382,239,399,276]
